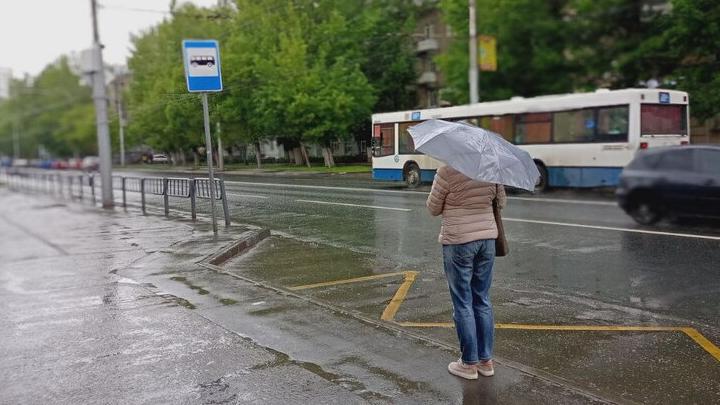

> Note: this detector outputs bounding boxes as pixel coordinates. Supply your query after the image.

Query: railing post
[58,174,64,198]
[68,175,73,199]
[163,177,169,217]
[122,177,127,209]
[140,178,146,214]
[190,178,197,221]
[220,179,230,227]
[78,175,84,200]
[90,175,96,205]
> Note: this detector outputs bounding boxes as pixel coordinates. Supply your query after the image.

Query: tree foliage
[0,57,94,158]
[3,0,719,159]
[437,0,720,123]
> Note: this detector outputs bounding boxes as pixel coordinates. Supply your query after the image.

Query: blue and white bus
[371,88,690,189]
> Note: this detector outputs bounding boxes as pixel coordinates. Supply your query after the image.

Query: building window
[429,90,439,107]
[424,24,434,39]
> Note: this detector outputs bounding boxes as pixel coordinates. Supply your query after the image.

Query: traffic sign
[182,39,223,92]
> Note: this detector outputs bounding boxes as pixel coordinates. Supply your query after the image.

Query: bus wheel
[405,164,421,189]
[535,163,548,192]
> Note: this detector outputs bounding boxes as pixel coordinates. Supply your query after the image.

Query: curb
[204,229,272,266]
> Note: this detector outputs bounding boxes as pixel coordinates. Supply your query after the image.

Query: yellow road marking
[680,327,720,362]
[381,271,418,321]
[494,324,680,332]
[397,321,720,362]
[395,321,453,328]
[287,271,720,362]
[288,271,406,291]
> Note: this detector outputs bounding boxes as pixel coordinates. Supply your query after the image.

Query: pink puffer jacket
[426,166,507,245]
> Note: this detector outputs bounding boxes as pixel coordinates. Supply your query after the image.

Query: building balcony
[416,38,439,54]
[417,71,437,85]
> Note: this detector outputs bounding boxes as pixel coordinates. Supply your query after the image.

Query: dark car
[616,145,720,225]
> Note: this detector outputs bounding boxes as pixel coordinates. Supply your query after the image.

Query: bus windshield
[641,104,687,135]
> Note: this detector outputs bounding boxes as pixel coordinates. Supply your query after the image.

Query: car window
[656,149,694,172]
[628,152,663,169]
[696,150,720,175]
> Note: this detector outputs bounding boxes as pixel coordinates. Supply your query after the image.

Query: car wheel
[535,162,548,192]
[405,164,421,189]
[630,201,662,225]
[207,62,214,68]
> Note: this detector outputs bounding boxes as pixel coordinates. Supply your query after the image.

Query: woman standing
[426,165,506,380]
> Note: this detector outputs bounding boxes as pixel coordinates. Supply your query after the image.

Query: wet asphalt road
[3,167,720,403]
[0,190,609,405]
[115,170,720,328]
[108,170,720,403]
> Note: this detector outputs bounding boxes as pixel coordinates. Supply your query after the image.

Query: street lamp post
[468,0,479,104]
[89,0,114,208]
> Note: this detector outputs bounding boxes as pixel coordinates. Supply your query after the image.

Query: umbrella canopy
[408,119,540,191]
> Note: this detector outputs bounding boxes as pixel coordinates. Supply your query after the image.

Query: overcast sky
[0,0,217,78]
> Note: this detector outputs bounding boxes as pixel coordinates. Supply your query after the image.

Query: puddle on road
[228,236,401,288]
[170,276,210,295]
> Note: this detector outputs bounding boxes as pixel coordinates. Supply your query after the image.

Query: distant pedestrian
[426,165,506,380]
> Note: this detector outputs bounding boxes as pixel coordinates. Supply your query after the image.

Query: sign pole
[182,39,222,234]
[201,92,218,234]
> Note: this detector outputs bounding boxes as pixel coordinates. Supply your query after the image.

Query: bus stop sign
[182,39,222,92]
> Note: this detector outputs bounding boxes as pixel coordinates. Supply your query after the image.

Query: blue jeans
[442,239,495,364]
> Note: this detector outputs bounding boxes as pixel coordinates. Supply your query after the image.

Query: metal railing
[1,168,231,226]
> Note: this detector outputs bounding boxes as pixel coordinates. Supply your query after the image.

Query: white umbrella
[408,119,540,191]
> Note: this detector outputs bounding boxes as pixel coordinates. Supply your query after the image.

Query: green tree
[127,4,228,164]
[0,57,95,158]
[438,0,575,104]
[637,0,720,121]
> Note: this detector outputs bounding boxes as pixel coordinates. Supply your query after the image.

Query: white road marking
[226,193,268,199]
[224,180,614,206]
[225,180,428,195]
[296,199,412,212]
[508,196,616,206]
[504,217,720,241]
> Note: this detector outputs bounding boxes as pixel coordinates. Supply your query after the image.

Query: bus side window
[398,122,416,154]
[515,113,551,144]
[372,124,395,157]
[484,115,515,143]
[596,106,629,142]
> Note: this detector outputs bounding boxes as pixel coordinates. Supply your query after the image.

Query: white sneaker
[476,360,494,377]
[448,359,479,380]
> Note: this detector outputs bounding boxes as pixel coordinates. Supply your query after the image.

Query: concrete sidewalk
[0,189,611,404]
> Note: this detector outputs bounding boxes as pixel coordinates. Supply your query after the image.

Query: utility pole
[114,78,126,167]
[468,0,479,104]
[12,120,19,159]
[90,0,114,208]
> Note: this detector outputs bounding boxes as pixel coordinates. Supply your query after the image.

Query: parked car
[616,145,720,225]
[12,158,29,167]
[67,158,83,170]
[151,153,170,164]
[82,156,100,171]
[51,160,69,170]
